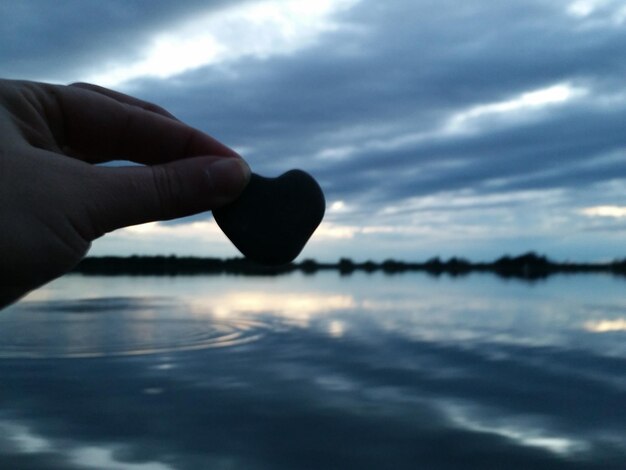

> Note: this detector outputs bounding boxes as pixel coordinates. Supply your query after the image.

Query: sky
[3,0,626,262]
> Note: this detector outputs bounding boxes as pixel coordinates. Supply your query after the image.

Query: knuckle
[149,165,185,219]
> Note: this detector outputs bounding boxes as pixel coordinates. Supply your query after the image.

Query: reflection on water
[1,272,626,469]
[0,297,268,358]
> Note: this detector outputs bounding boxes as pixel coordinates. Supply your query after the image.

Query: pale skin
[0,79,251,308]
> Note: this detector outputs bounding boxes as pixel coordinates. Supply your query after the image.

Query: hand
[0,79,250,308]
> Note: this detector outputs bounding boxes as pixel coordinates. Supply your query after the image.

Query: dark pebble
[213,169,325,266]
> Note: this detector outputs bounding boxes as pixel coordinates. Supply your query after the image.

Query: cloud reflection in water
[1,272,626,469]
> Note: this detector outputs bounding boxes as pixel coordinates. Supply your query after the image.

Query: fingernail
[206,158,251,201]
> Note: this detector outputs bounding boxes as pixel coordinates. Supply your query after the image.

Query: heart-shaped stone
[213,169,325,266]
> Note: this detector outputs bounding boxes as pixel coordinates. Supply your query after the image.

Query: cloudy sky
[3,0,626,262]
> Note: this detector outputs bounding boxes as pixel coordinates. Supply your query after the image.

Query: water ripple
[0,297,271,359]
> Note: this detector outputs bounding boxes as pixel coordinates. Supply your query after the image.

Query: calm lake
[1,272,625,469]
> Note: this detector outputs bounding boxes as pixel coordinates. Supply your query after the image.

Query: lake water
[1,272,625,469]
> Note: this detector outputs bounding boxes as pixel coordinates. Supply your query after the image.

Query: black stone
[213,170,325,266]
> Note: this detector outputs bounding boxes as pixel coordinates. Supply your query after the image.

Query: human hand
[0,79,250,308]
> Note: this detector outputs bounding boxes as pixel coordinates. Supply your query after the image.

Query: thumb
[90,156,250,235]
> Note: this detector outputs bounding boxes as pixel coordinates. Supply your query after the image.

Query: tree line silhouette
[72,252,626,281]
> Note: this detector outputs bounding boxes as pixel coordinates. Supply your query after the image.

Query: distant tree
[361,260,378,273]
[300,259,319,274]
[382,259,405,273]
[338,258,355,275]
[424,257,443,275]
[446,257,471,276]
[493,252,552,279]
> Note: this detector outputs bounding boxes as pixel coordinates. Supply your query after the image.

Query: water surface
[1,272,625,469]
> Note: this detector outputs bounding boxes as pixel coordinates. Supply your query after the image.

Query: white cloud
[585,318,626,332]
[85,0,360,87]
[90,220,238,257]
[328,200,350,213]
[316,145,358,161]
[314,221,357,240]
[444,83,588,134]
[581,206,626,218]
[313,83,589,164]
[567,0,601,17]
[566,0,626,25]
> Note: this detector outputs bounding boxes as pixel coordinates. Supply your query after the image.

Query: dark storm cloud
[332,103,626,204]
[0,0,250,82]
[119,0,626,215]
[6,0,626,205]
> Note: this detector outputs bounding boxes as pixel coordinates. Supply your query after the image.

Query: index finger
[39,82,239,164]
[69,82,180,121]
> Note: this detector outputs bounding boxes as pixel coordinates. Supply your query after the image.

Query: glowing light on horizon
[315,222,357,239]
[121,221,220,237]
[86,0,360,87]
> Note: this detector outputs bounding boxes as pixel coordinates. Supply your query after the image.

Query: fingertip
[205,157,252,207]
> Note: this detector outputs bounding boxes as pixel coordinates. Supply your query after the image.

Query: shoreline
[72,252,626,281]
